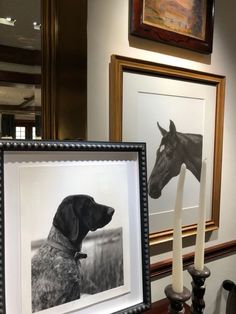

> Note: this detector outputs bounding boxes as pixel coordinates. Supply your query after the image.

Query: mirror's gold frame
[41,0,57,139]
[41,0,87,140]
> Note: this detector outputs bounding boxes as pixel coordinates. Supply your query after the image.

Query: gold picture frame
[109,54,225,245]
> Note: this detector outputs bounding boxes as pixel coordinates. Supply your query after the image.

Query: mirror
[0,0,42,140]
[0,0,87,141]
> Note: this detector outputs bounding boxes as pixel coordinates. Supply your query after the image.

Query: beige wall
[88,0,236,312]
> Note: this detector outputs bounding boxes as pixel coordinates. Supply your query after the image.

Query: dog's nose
[107,207,115,216]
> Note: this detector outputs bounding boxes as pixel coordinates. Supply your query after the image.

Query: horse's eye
[159,145,165,153]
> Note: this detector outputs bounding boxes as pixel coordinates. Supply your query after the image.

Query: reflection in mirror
[0,0,41,139]
[0,81,41,139]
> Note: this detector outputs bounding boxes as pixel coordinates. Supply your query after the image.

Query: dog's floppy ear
[53,196,79,243]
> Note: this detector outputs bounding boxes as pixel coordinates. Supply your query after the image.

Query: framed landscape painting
[109,54,225,245]
[129,0,215,54]
[1,140,150,314]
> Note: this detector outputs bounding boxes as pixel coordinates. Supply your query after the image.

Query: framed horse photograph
[0,140,151,314]
[109,54,225,246]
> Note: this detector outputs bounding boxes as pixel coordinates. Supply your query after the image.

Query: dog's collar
[47,240,87,262]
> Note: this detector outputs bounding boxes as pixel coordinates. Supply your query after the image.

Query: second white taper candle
[194,159,207,271]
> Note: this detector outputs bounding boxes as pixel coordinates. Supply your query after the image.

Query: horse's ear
[157,122,167,136]
[169,120,176,135]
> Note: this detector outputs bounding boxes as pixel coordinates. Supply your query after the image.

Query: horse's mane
[177,131,202,142]
[176,132,202,155]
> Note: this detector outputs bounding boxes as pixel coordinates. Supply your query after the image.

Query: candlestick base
[165,285,191,314]
[187,265,211,314]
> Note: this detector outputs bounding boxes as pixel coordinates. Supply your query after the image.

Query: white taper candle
[172,163,186,293]
[194,159,207,271]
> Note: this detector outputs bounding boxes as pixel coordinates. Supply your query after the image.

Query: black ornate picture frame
[0,140,150,314]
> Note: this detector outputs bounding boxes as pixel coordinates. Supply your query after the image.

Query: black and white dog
[31,194,114,312]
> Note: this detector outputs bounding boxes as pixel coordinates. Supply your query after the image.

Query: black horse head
[148,120,202,199]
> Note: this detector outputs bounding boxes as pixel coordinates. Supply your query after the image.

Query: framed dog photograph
[0,140,150,314]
